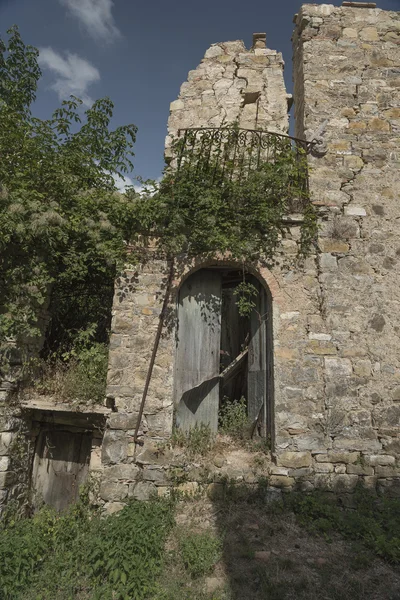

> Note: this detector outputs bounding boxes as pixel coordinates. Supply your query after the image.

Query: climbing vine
[129,129,317,314]
[131,130,316,261]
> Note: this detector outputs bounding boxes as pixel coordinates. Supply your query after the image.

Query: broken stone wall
[102,5,400,511]
[165,33,289,158]
[0,300,52,511]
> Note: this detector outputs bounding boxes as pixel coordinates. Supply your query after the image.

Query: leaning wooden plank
[220,348,248,386]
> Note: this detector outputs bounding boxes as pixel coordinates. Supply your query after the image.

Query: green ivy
[130,131,316,265]
[0,26,317,382]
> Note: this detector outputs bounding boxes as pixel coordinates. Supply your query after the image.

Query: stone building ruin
[1,1,400,512]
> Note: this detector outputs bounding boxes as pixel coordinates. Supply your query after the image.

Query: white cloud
[38,48,100,105]
[112,173,134,193]
[60,0,121,43]
[112,174,162,195]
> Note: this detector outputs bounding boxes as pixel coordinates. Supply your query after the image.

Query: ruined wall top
[165,33,289,158]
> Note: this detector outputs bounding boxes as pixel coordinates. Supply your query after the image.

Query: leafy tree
[0,26,137,368]
[0,26,316,382]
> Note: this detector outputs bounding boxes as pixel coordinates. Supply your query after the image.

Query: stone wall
[291,2,400,492]
[4,5,399,514]
[102,6,400,510]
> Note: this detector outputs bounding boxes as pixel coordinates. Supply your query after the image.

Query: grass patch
[0,496,174,600]
[287,486,400,563]
[171,423,215,457]
[26,342,108,405]
[179,531,222,578]
[218,397,249,440]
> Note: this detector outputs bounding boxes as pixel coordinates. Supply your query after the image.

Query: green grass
[178,531,222,578]
[286,486,400,563]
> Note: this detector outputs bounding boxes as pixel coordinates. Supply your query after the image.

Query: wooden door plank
[32,430,91,511]
[248,280,267,436]
[175,270,222,433]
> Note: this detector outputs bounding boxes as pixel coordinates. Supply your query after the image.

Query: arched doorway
[174,267,274,441]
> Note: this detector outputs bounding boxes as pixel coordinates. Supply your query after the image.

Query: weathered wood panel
[32,429,91,511]
[175,270,221,433]
[265,289,274,444]
[248,280,267,436]
[220,287,248,401]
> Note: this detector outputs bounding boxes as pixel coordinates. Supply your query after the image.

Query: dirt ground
[155,493,400,600]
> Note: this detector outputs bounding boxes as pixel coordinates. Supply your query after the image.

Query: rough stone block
[315,451,359,464]
[103,502,125,515]
[346,464,374,475]
[170,99,185,111]
[269,475,295,488]
[103,464,139,481]
[270,466,289,476]
[277,451,312,468]
[99,482,128,502]
[325,358,353,378]
[315,463,334,473]
[0,471,16,488]
[204,45,224,59]
[367,455,395,466]
[0,457,10,472]
[318,240,350,253]
[135,444,171,466]
[142,468,166,484]
[309,333,332,341]
[108,412,139,430]
[375,466,398,477]
[0,432,13,456]
[331,474,358,492]
[207,482,225,500]
[101,431,128,465]
[320,253,338,271]
[129,482,156,500]
[344,206,367,217]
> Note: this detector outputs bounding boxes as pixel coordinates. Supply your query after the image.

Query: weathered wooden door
[32,429,91,511]
[175,270,222,433]
[248,280,267,437]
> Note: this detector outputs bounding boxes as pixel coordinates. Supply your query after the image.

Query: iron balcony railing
[175,127,312,199]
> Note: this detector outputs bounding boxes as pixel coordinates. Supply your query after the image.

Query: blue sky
[0,0,398,185]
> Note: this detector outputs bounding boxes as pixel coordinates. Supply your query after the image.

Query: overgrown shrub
[178,531,222,578]
[219,397,249,440]
[0,27,137,368]
[0,497,174,600]
[28,341,108,404]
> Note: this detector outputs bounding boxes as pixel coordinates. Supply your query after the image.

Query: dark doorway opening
[174,267,273,441]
